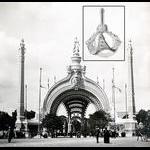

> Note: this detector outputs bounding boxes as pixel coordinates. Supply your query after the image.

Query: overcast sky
[0,2,150,117]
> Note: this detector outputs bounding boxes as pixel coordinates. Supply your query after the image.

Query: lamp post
[25,84,29,138]
[38,68,42,137]
[125,84,128,119]
[112,67,116,126]
[112,67,121,128]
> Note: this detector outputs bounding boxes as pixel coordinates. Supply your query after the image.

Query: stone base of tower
[15,118,29,138]
[124,118,137,137]
[15,119,22,131]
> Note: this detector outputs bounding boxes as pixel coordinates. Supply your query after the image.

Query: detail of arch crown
[42,39,110,118]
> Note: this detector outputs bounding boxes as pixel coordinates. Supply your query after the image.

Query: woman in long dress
[104,127,110,143]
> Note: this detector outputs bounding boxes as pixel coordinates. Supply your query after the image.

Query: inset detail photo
[83,6,125,61]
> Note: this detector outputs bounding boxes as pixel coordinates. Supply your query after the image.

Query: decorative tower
[67,37,86,134]
[128,40,136,118]
[67,37,86,91]
[16,39,26,131]
[124,40,137,136]
[19,39,26,121]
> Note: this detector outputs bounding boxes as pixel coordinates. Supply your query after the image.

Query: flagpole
[38,68,42,137]
[25,84,29,137]
[125,83,128,119]
[103,79,105,90]
[25,84,27,111]
[54,75,56,84]
[48,78,49,89]
[112,67,116,126]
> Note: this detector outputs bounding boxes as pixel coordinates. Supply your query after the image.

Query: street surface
[0,136,150,147]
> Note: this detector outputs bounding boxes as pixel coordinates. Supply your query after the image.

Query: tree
[0,111,12,131]
[59,115,68,134]
[136,109,147,124]
[0,110,17,138]
[136,109,150,127]
[136,109,150,137]
[24,110,35,120]
[11,110,17,129]
[88,110,112,130]
[42,114,63,137]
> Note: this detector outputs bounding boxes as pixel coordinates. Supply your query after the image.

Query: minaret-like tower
[19,39,26,121]
[127,40,136,118]
[67,37,86,134]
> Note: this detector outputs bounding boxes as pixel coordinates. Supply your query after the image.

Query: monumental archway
[42,39,110,132]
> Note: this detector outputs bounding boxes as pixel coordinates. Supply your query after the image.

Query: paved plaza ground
[0,136,150,147]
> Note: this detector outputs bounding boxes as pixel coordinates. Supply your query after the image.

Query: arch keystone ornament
[42,38,110,133]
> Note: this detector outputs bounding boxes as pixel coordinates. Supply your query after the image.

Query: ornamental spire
[73,37,80,56]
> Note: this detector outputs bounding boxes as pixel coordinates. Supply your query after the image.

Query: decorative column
[20,39,26,121]
[124,40,137,136]
[112,67,116,125]
[16,39,27,133]
[128,40,136,118]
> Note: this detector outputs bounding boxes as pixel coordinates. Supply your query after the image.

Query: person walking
[104,127,110,143]
[136,126,143,141]
[95,126,100,143]
[8,127,15,143]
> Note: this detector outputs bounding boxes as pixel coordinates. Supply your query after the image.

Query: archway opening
[56,102,68,117]
[85,103,96,118]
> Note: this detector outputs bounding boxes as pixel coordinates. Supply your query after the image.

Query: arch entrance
[50,89,102,116]
[42,39,110,134]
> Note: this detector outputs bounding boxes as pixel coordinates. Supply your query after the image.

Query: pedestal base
[16,119,29,138]
[124,118,137,137]
[15,119,22,131]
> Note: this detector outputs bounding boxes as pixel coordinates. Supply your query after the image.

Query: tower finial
[128,40,133,54]
[128,40,132,47]
[100,8,104,26]
[97,76,99,84]
[73,37,80,56]
[20,39,25,49]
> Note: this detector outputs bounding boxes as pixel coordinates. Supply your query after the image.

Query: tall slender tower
[19,39,26,121]
[112,67,116,124]
[128,40,136,118]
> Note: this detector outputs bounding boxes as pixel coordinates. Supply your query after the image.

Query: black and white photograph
[0,2,150,147]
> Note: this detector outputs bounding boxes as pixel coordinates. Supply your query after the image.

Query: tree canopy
[24,110,35,120]
[42,114,64,133]
[136,109,150,127]
[0,110,17,131]
[88,110,112,130]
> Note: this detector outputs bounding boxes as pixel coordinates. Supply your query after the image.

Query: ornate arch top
[42,39,110,116]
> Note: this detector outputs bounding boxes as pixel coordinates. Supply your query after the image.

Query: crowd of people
[2,124,149,144]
